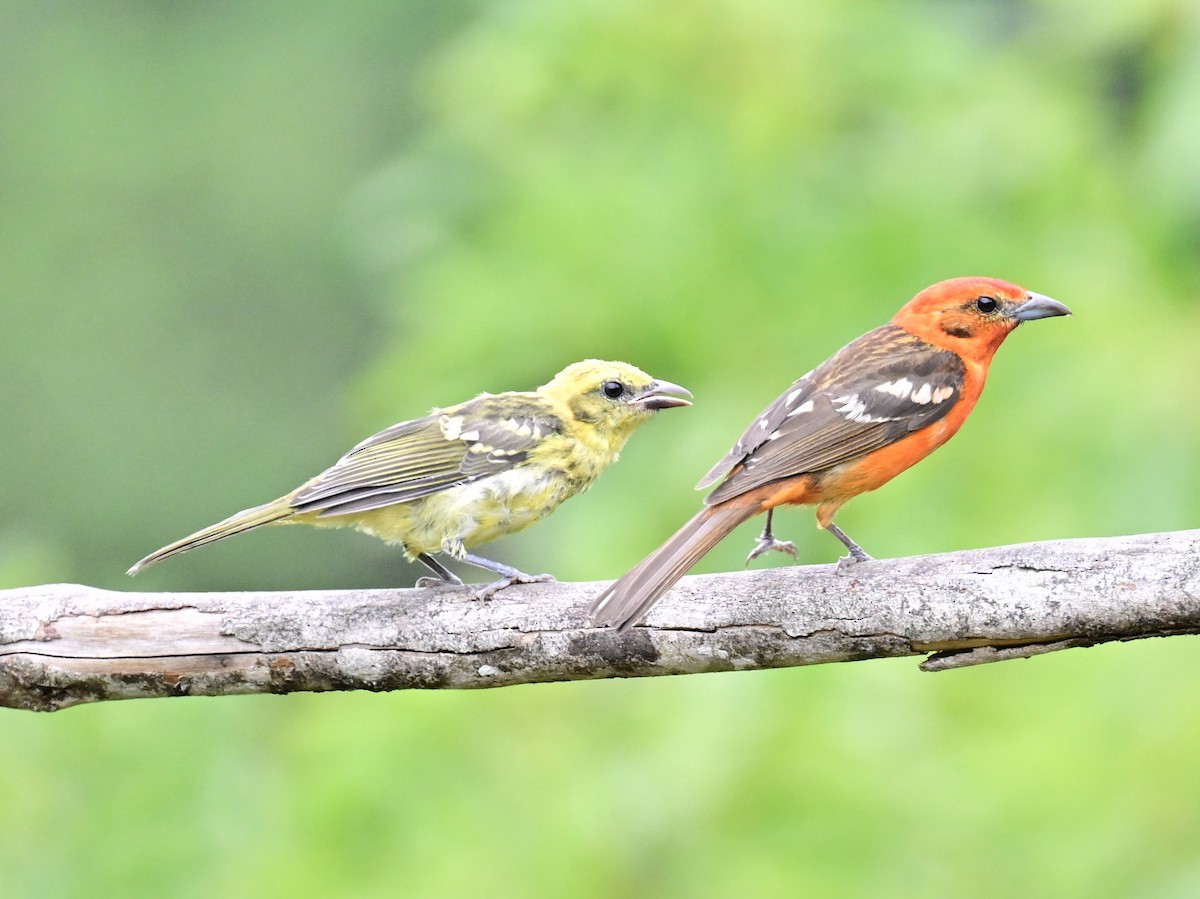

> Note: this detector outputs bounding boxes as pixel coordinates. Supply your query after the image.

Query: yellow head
[538,359,692,449]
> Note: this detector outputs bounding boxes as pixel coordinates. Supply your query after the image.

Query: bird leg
[459,552,556,600]
[746,509,798,565]
[825,522,873,573]
[414,553,466,589]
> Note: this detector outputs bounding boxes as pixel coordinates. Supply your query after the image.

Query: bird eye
[602,381,625,399]
[975,296,998,314]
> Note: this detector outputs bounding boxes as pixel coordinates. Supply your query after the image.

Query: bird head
[539,359,692,449]
[892,277,1071,359]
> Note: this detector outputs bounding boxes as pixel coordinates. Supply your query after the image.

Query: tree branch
[2,530,1197,712]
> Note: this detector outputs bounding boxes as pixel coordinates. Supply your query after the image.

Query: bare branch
[2,530,1197,712]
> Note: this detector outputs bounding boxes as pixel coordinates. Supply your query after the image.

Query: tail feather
[127,500,292,575]
[590,502,756,632]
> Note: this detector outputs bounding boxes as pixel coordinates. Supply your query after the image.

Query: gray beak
[628,379,693,411]
[1013,291,1071,322]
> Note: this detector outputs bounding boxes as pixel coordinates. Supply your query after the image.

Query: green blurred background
[2,1,1199,895]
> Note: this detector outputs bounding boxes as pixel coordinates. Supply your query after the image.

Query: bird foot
[475,571,556,601]
[745,535,798,566]
[415,575,465,589]
[834,551,874,575]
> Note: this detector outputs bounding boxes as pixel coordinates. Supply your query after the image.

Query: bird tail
[127,499,292,575]
[590,501,756,632]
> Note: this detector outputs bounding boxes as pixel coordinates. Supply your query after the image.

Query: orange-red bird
[590,276,1070,632]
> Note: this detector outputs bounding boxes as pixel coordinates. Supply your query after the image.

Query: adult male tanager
[590,277,1070,631]
[129,360,691,597]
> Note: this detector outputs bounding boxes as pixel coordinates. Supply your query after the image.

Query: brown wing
[703,325,965,505]
[289,394,564,517]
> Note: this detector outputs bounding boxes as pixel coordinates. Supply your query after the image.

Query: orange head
[892,276,1071,359]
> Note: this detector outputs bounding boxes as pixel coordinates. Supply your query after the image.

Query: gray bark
[2,530,1197,712]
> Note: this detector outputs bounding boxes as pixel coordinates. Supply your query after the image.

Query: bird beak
[628,379,693,411]
[1013,292,1071,322]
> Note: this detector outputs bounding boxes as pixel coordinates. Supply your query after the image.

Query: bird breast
[347,465,578,557]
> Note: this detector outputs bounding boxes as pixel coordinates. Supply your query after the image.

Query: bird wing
[289,394,564,517]
[702,325,966,505]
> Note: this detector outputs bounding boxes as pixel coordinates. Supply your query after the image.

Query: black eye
[976,296,998,313]
[602,381,624,399]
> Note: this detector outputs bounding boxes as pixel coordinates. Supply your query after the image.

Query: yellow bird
[128,360,691,597]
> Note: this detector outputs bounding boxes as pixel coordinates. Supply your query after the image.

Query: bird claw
[834,551,874,575]
[415,575,464,589]
[475,571,556,601]
[745,535,798,566]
